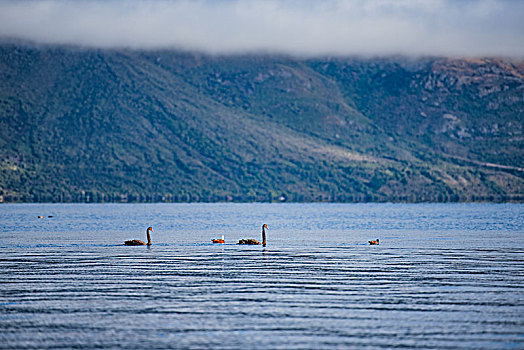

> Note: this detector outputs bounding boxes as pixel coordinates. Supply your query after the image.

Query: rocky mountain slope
[0,43,522,202]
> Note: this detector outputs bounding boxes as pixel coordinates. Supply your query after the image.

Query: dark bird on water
[238,224,268,246]
[369,238,379,245]
[125,227,153,246]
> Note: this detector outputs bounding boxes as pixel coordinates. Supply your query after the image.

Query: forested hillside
[1,43,523,202]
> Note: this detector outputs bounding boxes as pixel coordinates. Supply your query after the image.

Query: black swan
[238,224,268,246]
[125,227,152,246]
[368,238,379,245]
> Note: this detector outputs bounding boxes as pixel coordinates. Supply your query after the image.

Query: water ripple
[1,203,523,349]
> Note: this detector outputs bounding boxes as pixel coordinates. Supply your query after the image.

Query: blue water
[1,203,523,349]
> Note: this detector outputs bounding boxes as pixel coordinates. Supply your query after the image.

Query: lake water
[1,203,523,349]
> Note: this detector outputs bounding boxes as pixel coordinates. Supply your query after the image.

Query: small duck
[212,235,225,244]
[368,238,379,245]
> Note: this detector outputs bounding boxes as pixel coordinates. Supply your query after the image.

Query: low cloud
[0,0,523,57]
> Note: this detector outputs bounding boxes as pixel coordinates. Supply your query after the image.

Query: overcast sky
[0,0,523,57]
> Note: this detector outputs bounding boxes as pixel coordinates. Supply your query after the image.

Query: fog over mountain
[1,1,523,203]
[1,0,523,57]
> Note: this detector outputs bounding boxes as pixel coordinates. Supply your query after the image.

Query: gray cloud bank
[1,0,523,57]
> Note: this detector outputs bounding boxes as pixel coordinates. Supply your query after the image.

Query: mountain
[0,43,523,202]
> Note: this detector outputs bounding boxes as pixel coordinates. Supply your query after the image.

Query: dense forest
[0,43,523,202]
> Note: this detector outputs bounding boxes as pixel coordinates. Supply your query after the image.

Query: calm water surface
[1,203,523,349]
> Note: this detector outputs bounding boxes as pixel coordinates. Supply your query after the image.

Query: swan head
[263,224,268,229]
[147,227,153,231]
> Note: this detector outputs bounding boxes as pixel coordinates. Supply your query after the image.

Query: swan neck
[262,225,266,247]
[146,228,152,246]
